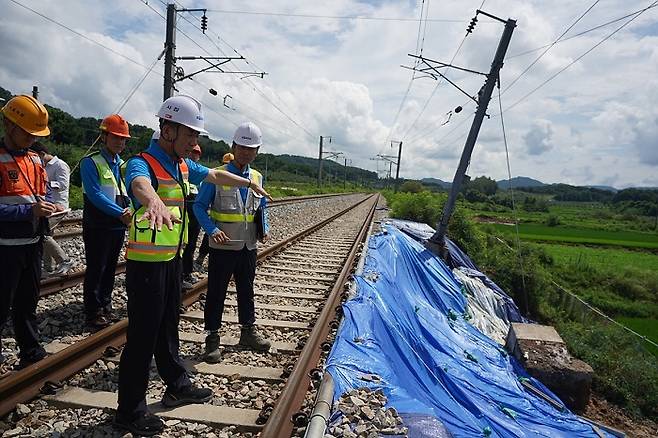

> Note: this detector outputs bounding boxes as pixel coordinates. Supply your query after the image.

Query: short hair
[30,142,49,154]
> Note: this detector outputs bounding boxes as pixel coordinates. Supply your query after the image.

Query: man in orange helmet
[0,95,54,368]
[181,144,202,290]
[80,114,132,329]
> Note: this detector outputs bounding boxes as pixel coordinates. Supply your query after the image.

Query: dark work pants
[117,258,190,418]
[83,227,125,319]
[205,247,257,331]
[198,234,209,259]
[182,201,200,277]
[0,242,46,361]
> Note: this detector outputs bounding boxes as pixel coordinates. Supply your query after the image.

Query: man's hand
[210,229,230,245]
[139,198,180,231]
[250,184,273,201]
[119,208,132,226]
[32,200,57,217]
[259,233,269,243]
[54,204,65,212]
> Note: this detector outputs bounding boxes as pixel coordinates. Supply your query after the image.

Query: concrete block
[506,323,593,413]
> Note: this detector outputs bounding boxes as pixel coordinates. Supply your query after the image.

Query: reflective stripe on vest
[126,152,189,262]
[0,147,47,245]
[82,152,125,201]
[208,165,262,251]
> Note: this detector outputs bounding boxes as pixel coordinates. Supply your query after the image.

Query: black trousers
[198,234,209,259]
[0,242,46,361]
[205,247,257,331]
[182,201,200,277]
[117,258,190,418]
[83,227,125,318]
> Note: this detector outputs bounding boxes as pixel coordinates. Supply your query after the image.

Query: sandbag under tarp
[325,225,609,437]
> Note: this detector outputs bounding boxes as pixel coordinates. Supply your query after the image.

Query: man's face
[162,123,200,159]
[105,132,127,156]
[233,144,258,167]
[6,119,38,150]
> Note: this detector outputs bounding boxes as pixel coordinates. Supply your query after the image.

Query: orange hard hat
[222,152,234,164]
[191,145,202,155]
[100,114,131,138]
[1,95,50,136]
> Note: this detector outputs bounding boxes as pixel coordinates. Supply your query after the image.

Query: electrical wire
[203,8,470,23]
[506,2,658,59]
[497,83,529,316]
[502,0,601,94]
[382,0,431,155]
[504,0,658,113]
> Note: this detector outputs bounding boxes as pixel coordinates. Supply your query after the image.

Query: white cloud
[1,0,657,188]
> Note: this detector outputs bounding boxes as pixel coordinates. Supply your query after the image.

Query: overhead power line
[507,2,658,59]
[503,0,601,94]
[205,8,473,23]
[505,0,658,112]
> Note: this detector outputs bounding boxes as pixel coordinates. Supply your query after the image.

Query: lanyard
[9,152,41,200]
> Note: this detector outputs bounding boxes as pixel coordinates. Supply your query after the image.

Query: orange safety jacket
[0,145,48,243]
[126,152,190,262]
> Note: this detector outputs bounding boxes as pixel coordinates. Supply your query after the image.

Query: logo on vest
[7,170,19,181]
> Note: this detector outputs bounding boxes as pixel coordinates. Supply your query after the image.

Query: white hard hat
[232,122,262,148]
[156,95,208,134]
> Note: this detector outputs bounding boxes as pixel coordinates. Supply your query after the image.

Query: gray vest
[209,167,262,251]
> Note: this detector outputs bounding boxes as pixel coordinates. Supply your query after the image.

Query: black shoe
[86,314,110,330]
[162,384,213,407]
[113,411,164,437]
[182,277,194,290]
[16,349,47,370]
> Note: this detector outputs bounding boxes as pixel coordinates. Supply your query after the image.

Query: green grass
[537,243,658,271]
[488,223,658,249]
[616,317,658,357]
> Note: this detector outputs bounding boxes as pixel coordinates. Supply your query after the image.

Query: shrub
[545,214,560,227]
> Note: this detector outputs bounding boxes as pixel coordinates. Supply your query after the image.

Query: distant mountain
[497,176,545,190]
[421,177,452,189]
[586,185,618,193]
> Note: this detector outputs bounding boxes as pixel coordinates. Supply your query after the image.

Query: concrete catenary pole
[163,3,177,100]
[427,16,516,255]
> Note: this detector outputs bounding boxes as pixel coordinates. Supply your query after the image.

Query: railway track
[51,193,347,241]
[0,193,378,437]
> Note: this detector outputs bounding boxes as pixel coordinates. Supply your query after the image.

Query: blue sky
[1,0,658,188]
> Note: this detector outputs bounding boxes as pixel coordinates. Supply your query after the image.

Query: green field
[616,317,658,357]
[488,223,658,249]
[537,243,658,271]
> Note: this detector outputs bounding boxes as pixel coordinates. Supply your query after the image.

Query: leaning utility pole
[424,11,516,255]
[393,141,403,192]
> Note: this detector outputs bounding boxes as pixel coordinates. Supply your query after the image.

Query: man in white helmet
[114,97,271,436]
[193,122,271,363]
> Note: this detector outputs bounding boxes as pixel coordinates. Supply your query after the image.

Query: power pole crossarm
[427,15,516,255]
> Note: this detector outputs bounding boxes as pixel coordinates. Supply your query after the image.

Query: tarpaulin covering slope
[325,225,607,437]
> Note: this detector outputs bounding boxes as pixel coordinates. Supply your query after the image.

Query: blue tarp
[325,225,607,437]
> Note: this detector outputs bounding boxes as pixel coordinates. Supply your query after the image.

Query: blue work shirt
[0,142,53,221]
[124,140,209,210]
[80,148,125,218]
[193,161,269,236]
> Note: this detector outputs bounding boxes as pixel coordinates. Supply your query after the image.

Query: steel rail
[0,194,374,419]
[260,194,378,437]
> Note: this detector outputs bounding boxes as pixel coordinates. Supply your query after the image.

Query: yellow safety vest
[126,153,190,262]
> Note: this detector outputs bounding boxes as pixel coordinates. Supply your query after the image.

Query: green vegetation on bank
[382,188,658,420]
